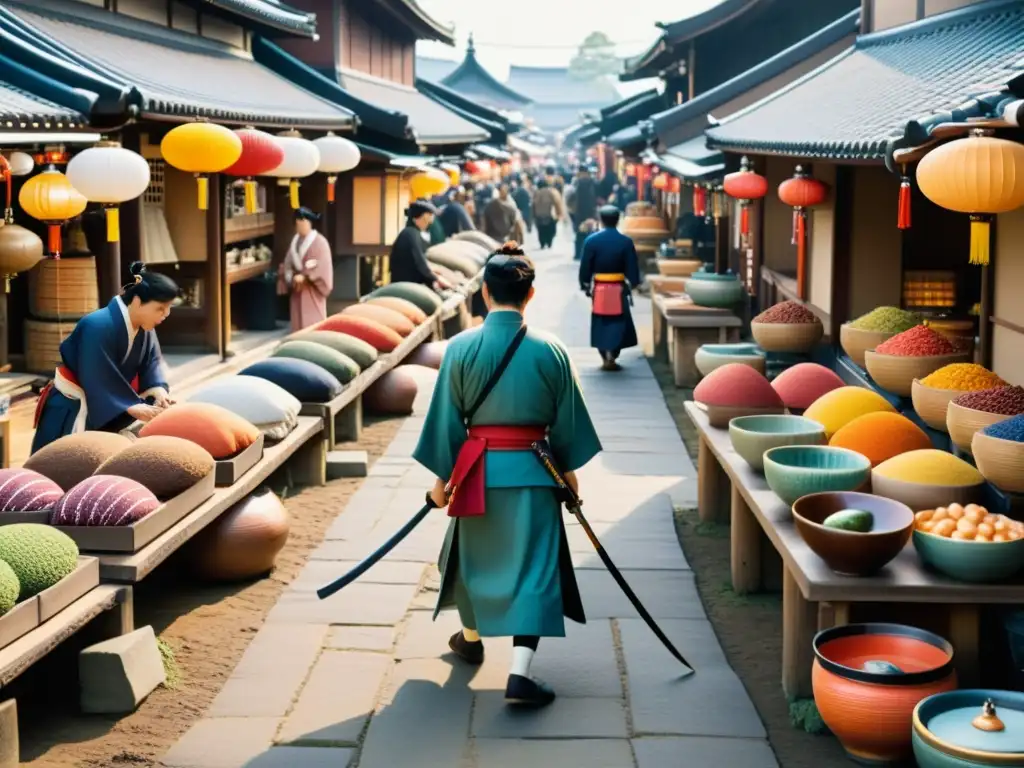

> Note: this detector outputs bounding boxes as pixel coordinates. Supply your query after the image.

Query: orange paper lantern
[724,157,769,247]
[778,166,829,300]
[652,173,668,191]
[19,169,87,259]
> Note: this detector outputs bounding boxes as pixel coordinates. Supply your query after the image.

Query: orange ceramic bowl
[812,623,957,764]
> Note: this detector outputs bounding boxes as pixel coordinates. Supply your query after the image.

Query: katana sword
[531,440,695,673]
[317,493,437,600]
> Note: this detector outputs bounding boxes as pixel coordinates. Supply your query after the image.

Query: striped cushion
[0,469,63,512]
[51,475,160,526]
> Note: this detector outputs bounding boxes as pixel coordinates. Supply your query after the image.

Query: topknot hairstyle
[484,241,535,306]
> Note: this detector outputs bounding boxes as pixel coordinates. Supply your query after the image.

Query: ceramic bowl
[840,324,897,369]
[913,528,1024,583]
[972,431,1024,494]
[792,492,914,576]
[913,689,1024,768]
[911,379,966,433]
[704,403,784,429]
[694,343,766,377]
[728,415,826,472]
[870,472,985,511]
[751,321,823,353]
[864,351,972,398]
[813,623,957,764]
[684,273,745,308]
[656,258,702,278]
[947,401,1013,453]
[762,445,872,506]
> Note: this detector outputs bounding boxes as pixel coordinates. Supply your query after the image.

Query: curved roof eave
[441,55,532,107]
[196,0,317,38]
[374,0,455,45]
[656,0,763,44]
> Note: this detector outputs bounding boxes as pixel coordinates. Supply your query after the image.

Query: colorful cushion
[803,386,897,440]
[0,469,63,512]
[273,340,360,385]
[297,331,378,371]
[96,435,215,499]
[315,315,402,353]
[366,283,443,315]
[240,358,343,403]
[341,304,415,336]
[187,376,299,441]
[52,475,160,526]
[24,432,133,491]
[771,363,846,412]
[366,297,428,325]
[139,402,260,460]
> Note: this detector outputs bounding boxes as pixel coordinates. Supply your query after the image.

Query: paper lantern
[269,131,320,209]
[161,122,242,210]
[667,176,681,195]
[778,166,829,300]
[439,162,461,188]
[223,128,284,214]
[0,222,43,291]
[19,169,87,258]
[724,156,769,247]
[66,141,150,242]
[652,173,668,191]
[312,132,360,204]
[693,184,707,217]
[916,129,1024,265]
[409,169,448,200]
[6,152,33,177]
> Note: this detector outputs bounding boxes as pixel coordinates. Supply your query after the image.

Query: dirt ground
[646,354,847,768]
[13,415,403,768]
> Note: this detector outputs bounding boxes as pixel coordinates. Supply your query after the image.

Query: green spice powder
[849,307,922,334]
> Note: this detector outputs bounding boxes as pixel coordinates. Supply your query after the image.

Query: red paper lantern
[778,166,829,301]
[223,128,284,214]
[668,176,681,195]
[724,156,769,247]
[652,173,669,191]
[693,184,707,217]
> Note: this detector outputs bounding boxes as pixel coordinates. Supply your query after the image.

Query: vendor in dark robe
[578,205,641,371]
[31,262,181,453]
[439,188,475,237]
[389,199,452,291]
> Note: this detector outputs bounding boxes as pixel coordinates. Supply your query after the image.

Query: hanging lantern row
[272,130,320,210]
[224,128,283,214]
[161,121,241,210]
[778,165,829,300]
[723,156,768,248]
[66,140,150,243]
[652,173,668,191]
[0,154,43,292]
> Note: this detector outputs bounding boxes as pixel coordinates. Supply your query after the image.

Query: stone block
[79,625,165,714]
[266,583,417,626]
[290,559,426,590]
[162,717,279,768]
[476,739,634,768]
[0,699,17,768]
[575,570,706,620]
[472,693,628,739]
[327,626,395,652]
[326,450,368,479]
[246,746,356,767]
[633,736,779,768]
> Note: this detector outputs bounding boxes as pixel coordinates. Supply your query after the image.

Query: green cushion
[427,251,479,277]
[298,331,379,371]
[368,282,443,315]
[273,340,359,385]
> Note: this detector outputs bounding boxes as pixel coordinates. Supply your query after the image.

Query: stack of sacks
[139,402,261,459]
[97,435,215,499]
[341,303,415,337]
[240,358,343,403]
[426,242,484,277]
[431,263,466,288]
[451,230,499,252]
[0,525,79,615]
[188,376,301,441]
[274,339,360,385]
[316,315,402,353]
[24,432,133,491]
[0,468,63,512]
[51,476,160,526]
[365,283,443,316]
[364,296,427,325]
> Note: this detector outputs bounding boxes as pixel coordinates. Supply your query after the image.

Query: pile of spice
[983,414,1024,442]
[753,300,819,325]
[953,385,1024,416]
[874,449,983,486]
[921,363,1005,392]
[874,325,957,357]
[848,306,922,334]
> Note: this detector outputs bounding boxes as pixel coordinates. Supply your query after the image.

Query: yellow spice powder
[874,449,983,486]
[921,363,1005,391]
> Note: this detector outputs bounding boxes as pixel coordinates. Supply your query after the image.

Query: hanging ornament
[6,152,33,177]
[693,184,707,217]
[66,141,150,242]
[223,128,284,215]
[916,129,1024,265]
[19,168,87,258]
[668,176,681,195]
[712,187,724,220]
[652,173,669,191]
[723,156,768,248]
[624,163,636,177]
[897,164,912,230]
[312,132,361,204]
[269,131,320,209]
[778,166,829,300]
[160,121,242,210]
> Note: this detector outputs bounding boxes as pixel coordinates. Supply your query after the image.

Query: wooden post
[0,699,17,768]
[103,240,122,307]
[697,436,729,524]
[782,568,816,699]
[948,604,980,686]
[205,174,224,358]
[730,485,762,594]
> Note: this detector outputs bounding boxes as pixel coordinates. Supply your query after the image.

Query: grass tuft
[157,637,182,689]
[789,699,828,735]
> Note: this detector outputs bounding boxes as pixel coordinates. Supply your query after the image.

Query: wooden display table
[652,294,742,387]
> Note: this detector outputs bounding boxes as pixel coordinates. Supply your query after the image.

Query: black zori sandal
[448,631,484,665]
[505,674,556,708]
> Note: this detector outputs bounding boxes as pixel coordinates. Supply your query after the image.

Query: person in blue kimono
[578,205,642,371]
[414,242,602,708]
[31,261,181,454]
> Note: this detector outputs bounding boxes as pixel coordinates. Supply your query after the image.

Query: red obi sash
[33,365,140,429]
[592,273,626,317]
[447,425,546,518]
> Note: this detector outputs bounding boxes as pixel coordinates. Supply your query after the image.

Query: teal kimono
[413,310,602,637]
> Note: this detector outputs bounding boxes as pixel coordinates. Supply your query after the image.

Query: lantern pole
[104,233,121,306]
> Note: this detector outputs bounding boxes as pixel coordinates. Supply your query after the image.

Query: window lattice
[144,159,165,205]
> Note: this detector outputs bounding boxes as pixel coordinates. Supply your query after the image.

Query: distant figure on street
[415,242,602,709]
[532,178,564,249]
[278,206,334,332]
[511,179,533,233]
[389,199,452,292]
[483,184,519,242]
[578,205,641,371]
[571,165,599,260]
[440,187,475,237]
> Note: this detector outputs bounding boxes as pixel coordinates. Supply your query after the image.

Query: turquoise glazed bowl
[729,415,827,472]
[912,529,1024,583]
[763,445,871,506]
[695,343,766,377]
[913,689,1024,767]
[685,275,744,308]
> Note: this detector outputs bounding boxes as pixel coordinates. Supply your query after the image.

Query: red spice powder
[753,300,819,325]
[874,325,956,357]
[953,385,1024,415]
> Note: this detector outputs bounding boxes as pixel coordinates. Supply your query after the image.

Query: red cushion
[342,303,416,337]
[316,315,403,352]
[52,475,160,526]
[139,403,260,459]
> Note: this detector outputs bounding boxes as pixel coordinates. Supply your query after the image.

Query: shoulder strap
[463,325,528,426]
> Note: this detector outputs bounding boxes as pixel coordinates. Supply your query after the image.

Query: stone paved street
[161,232,778,768]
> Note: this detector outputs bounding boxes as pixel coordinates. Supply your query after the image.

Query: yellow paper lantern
[409,169,448,200]
[916,130,1024,265]
[160,122,243,210]
[19,169,87,258]
[440,163,461,188]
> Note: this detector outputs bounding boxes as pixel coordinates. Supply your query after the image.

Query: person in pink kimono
[278,207,334,332]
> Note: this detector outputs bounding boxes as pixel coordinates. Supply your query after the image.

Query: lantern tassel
[289,179,300,209]
[105,206,120,243]
[327,175,337,204]
[740,205,750,237]
[791,210,798,245]
[47,224,61,260]
[796,211,807,300]
[244,180,258,215]
[898,175,911,230]
[969,214,990,266]
[196,175,209,211]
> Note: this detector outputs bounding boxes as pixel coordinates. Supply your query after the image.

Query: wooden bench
[684,401,1014,700]
[652,294,742,387]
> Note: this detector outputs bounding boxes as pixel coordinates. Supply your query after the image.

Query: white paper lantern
[66,141,150,242]
[7,152,34,177]
[312,132,360,204]
[270,133,320,209]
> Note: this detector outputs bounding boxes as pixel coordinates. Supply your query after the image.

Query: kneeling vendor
[31,261,181,454]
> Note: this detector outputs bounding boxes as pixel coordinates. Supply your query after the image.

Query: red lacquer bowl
[812,623,957,764]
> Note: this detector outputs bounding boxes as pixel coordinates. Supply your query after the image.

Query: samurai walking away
[32,262,180,453]
[414,242,602,708]
[579,205,641,371]
[278,206,334,332]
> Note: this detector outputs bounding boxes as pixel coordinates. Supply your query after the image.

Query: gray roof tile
[0,81,83,125]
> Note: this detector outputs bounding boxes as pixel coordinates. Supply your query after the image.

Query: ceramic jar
[913,690,1024,767]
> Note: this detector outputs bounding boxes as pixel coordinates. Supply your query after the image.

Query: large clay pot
[191,488,290,581]
[405,340,447,370]
[364,368,419,415]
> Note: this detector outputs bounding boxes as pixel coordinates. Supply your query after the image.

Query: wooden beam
[205,173,224,358]
[830,165,853,342]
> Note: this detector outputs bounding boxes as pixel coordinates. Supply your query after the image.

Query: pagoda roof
[434,36,531,111]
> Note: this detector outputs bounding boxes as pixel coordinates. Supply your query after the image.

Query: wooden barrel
[24,319,76,374]
[28,256,99,320]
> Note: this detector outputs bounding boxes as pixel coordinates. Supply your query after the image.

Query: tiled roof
[416,77,516,144]
[506,66,620,106]
[436,41,531,111]
[645,140,724,181]
[598,89,669,139]
[606,124,647,151]
[0,80,84,126]
[200,0,317,37]
[706,0,1024,160]
[417,56,459,83]
[522,103,600,133]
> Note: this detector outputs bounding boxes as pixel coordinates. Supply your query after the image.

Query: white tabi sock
[510,646,535,678]
[462,628,480,643]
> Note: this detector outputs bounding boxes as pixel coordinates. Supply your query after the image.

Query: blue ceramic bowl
[729,415,826,472]
[763,445,871,506]
[685,275,744,308]
[694,343,766,377]
[912,529,1024,583]
[913,689,1024,767]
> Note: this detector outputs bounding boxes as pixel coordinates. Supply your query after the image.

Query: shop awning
[508,134,552,157]
[607,124,648,152]
[2,0,354,130]
[706,0,1024,160]
[646,137,724,180]
[469,144,511,161]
